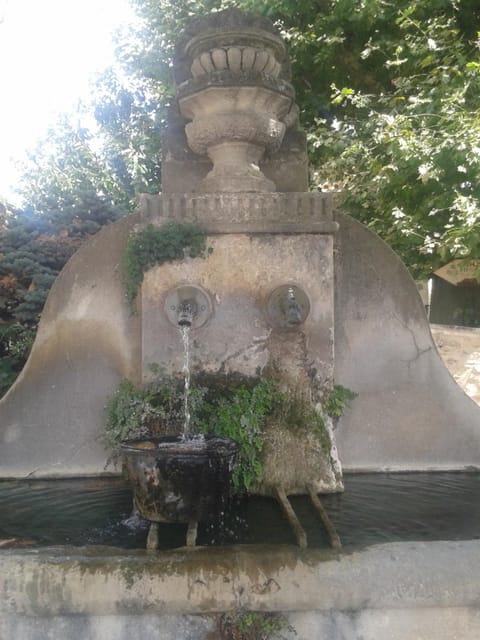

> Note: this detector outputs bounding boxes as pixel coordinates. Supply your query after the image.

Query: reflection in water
[0,473,479,550]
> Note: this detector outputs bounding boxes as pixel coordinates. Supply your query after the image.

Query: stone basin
[120,436,238,524]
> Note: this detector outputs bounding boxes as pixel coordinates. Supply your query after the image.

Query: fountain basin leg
[274,486,308,549]
[186,520,198,547]
[146,523,159,550]
[307,485,342,550]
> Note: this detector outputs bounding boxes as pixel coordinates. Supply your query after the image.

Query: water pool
[1,472,479,550]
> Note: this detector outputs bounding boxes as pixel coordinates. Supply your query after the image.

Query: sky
[0,0,135,203]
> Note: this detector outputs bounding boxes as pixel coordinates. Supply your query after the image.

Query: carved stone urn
[175,10,297,192]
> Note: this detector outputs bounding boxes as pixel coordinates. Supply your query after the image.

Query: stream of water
[181,325,191,439]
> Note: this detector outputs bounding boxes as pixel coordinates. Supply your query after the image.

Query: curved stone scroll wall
[334,213,480,471]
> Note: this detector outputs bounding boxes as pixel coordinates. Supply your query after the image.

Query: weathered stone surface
[2,607,479,640]
[0,190,340,489]
[1,541,479,614]
[178,80,292,192]
[334,212,480,471]
[0,615,216,640]
[161,118,309,193]
[260,423,340,494]
[172,8,290,86]
[1,202,480,478]
[289,608,480,640]
[1,541,480,639]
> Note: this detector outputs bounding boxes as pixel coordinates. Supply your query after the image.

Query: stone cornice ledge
[139,192,338,234]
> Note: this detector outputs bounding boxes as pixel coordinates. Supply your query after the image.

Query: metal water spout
[177,300,198,327]
[266,284,310,329]
[165,285,212,330]
[285,286,303,326]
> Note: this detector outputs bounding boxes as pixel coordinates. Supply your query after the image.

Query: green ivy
[122,222,209,306]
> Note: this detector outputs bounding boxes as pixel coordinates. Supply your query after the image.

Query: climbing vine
[122,222,209,306]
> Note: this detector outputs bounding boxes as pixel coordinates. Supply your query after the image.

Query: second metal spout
[285,286,302,325]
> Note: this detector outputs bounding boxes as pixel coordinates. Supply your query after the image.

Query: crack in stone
[391,310,433,367]
[218,335,269,370]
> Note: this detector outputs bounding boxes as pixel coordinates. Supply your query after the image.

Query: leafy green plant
[198,379,278,493]
[122,222,209,305]
[104,380,148,449]
[104,375,356,491]
[104,374,277,492]
[103,376,190,450]
[219,611,296,640]
[322,385,357,419]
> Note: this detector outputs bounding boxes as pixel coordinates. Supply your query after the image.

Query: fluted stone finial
[174,9,297,193]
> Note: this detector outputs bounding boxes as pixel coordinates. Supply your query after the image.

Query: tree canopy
[0,0,479,394]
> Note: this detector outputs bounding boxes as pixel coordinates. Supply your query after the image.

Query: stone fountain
[140,11,344,508]
[1,6,479,489]
[121,12,345,543]
[1,9,480,639]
